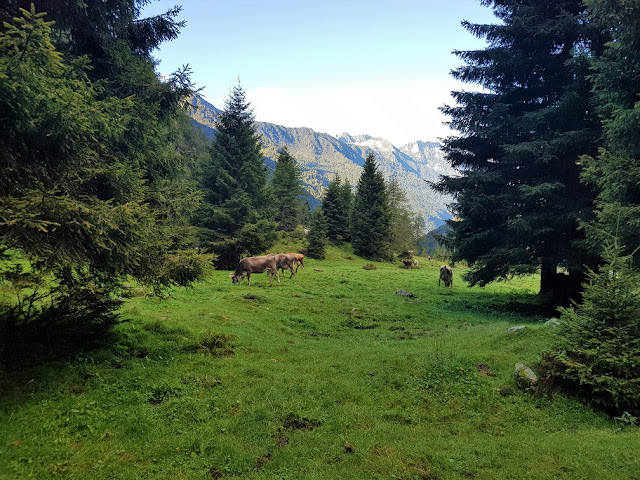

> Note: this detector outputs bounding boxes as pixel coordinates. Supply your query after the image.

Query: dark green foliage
[352,153,392,261]
[545,2,640,416]
[322,175,352,244]
[548,239,640,416]
[580,0,640,263]
[194,83,276,269]
[433,0,604,306]
[0,1,185,99]
[0,5,209,342]
[271,146,304,231]
[387,177,423,255]
[306,208,328,260]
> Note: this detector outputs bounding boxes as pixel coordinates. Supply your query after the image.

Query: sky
[141,1,498,146]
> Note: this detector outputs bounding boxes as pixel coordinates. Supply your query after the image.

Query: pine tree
[194,83,276,269]
[322,175,352,244]
[271,146,304,231]
[387,178,423,255]
[352,153,392,261]
[339,180,354,242]
[306,208,329,260]
[548,237,640,416]
[432,0,605,307]
[580,0,640,264]
[0,6,208,342]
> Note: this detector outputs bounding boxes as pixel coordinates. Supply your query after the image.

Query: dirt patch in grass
[208,467,223,478]
[282,415,322,430]
[255,453,273,470]
[243,293,267,302]
[476,363,495,377]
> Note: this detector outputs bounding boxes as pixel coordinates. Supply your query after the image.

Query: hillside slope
[188,95,454,229]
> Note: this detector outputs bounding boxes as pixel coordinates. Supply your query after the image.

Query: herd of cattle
[229,253,303,286]
[229,253,454,288]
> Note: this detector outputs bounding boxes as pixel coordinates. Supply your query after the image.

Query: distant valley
[188,95,455,231]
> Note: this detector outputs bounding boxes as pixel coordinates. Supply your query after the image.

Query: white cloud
[249,79,456,146]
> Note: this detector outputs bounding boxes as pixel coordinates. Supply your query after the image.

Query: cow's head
[230,272,245,284]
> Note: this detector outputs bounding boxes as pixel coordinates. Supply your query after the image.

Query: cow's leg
[247,273,251,286]
[274,268,280,283]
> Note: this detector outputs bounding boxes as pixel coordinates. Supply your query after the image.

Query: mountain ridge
[188,95,454,230]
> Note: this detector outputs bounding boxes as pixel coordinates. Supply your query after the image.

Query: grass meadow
[1,242,639,479]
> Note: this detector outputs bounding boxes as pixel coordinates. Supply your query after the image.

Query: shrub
[1,271,121,344]
[546,239,640,416]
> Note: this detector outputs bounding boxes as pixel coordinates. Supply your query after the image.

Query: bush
[546,239,640,416]
[1,275,122,345]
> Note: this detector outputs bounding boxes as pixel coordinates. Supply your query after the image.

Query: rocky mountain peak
[188,95,453,230]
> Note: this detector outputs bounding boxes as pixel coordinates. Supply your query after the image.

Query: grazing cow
[285,252,304,272]
[402,258,413,269]
[413,259,419,268]
[275,253,299,279]
[439,265,453,287]
[230,255,280,286]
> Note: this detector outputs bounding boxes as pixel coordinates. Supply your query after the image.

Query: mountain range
[188,95,455,231]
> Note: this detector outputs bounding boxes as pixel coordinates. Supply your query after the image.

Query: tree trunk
[539,258,585,310]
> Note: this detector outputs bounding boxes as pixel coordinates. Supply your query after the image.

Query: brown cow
[230,255,280,286]
[286,253,304,271]
[402,258,413,269]
[275,253,298,279]
[439,265,453,287]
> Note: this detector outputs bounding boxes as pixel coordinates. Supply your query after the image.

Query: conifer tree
[306,208,329,260]
[352,153,392,261]
[271,146,304,231]
[322,175,352,244]
[0,6,208,342]
[387,178,423,255]
[339,180,354,242]
[580,0,640,263]
[548,238,640,416]
[433,0,605,307]
[195,83,276,269]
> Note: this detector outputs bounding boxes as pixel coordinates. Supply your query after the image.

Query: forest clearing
[1,243,638,480]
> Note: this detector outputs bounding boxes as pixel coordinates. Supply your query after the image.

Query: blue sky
[142,1,498,145]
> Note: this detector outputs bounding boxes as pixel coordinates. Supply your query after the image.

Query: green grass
[1,246,638,479]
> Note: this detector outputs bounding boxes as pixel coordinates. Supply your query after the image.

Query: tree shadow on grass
[442,289,550,321]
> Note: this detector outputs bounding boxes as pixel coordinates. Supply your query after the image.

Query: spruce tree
[0,6,207,342]
[352,153,392,261]
[339,180,354,242]
[387,178,423,255]
[271,146,304,231]
[433,0,605,307]
[580,0,640,263]
[306,208,329,260]
[548,238,640,416]
[195,83,276,269]
[322,175,352,244]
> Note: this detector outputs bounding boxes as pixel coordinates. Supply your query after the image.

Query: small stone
[396,290,415,297]
[505,326,526,334]
[514,363,538,391]
[544,318,562,328]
